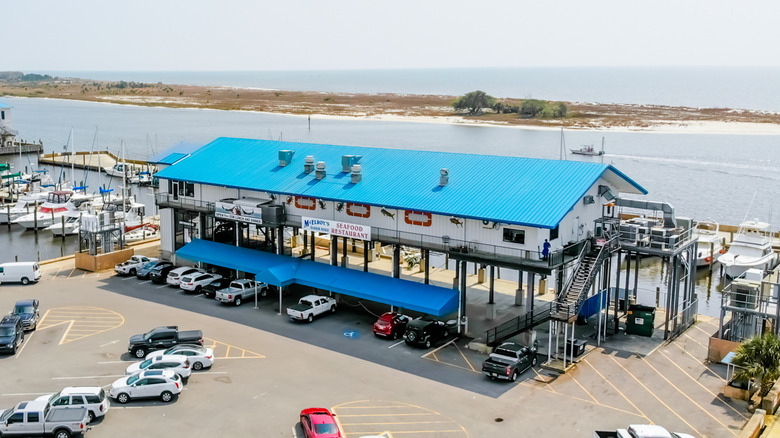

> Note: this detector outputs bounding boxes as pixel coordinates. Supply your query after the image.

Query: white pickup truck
[114,255,158,276]
[0,399,90,438]
[287,295,337,322]
[215,279,274,306]
[594,424,695,438]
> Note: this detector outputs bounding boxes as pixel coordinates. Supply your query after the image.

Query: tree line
[452,90,567,119]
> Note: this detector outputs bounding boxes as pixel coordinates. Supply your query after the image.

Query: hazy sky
[3,0,778,71]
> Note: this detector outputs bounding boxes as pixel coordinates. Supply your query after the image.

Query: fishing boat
[694,219,724,267]
[44,210,82,236]
[718,220,777,278]
[105,163,137,178]
[570,145,604,156]
[12,190,97,230]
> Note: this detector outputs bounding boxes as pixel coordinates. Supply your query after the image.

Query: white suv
[109,369,182,404]
[180,273,222,293]
[165,267,203,286]
[36,386,110,422]
[125,354,192,380]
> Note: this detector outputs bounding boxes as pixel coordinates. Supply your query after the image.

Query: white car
[125,354,192,379]
[114,255,158,276]
[145,344,214,371]
[36,386,110,422]
[109,369,182,404]
[180,273,222,293]
[165,267,203,286]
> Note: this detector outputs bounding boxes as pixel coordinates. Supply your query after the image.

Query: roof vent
[278,150,295,166]
[342,155,362,173]
[351,164,362,184]
[315,161,326,180]
[304,155,315,174]
[439,168,449,186]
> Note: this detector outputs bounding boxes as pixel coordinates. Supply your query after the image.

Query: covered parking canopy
[176,239,459,316]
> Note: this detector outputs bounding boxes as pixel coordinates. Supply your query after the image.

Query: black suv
[149,263,177,284]
[202,277,233,299]
[403,316,454,349]
[11,299,39,331]
[0,315,24,354]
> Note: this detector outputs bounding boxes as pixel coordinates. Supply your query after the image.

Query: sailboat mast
[71,129,75,188]
[600,137,605,164]
[122,140,127,236]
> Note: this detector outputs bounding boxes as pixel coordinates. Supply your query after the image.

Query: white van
[0,262,42,285]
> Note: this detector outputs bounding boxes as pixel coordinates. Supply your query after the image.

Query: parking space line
[388,340,404,349]
[38,306,125,344]
[156,285,168,289]
[66,268,76,278]
[582,358,648,421]
[140,280,151,284]
[1,392,52,397]
[54,266,63,278]
[564,373,599,404]
[452,343,476,372]
[531,368,556,392]
[52,374,126,380]
[420,338,458,359]
[642,355,739,434]
[668,342,725,381]
[122,276,137,281]
[680,332,708,350]
[608,355,701,436]
[14,331,35,358]
[693,323,715,337]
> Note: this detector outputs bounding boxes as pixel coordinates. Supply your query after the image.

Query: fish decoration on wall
[318,199,327,210]
[286,196,293,205]
[450,217,463,228]
[336,202,344,212]
[380,208,395,220]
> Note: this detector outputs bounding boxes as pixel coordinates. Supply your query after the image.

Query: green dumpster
[626,304,655,337]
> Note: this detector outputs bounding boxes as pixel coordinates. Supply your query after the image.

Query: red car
[300,408,342,438]
[372,312,410,340]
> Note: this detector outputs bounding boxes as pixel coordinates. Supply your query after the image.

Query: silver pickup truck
[0,399,90,438]
[215,279,275,306]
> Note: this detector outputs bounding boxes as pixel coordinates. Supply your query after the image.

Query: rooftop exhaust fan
[351,164,362,183]
[315,161,326,180]
[439,168,449,186]
[304,155,315,174]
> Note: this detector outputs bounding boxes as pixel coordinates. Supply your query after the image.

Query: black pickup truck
[127,326,203,358]
[482,341,538,382]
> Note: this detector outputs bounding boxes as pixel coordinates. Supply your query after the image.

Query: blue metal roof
[157,138,647,229]
[176,239,458,316]
[0,101,10,109]
[148,141,204,164]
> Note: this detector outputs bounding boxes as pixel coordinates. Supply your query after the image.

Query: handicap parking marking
[37,306,125,345]
[332,400,468,437]
[203,337,265,359]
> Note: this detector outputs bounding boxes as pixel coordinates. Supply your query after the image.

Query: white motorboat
[124,223,160,242]
[44,211,82,236]
[105,163,137,178]
[12,191,96,230]
[719,220,777,278]
[0,191,53,224]
[694,219,723,267]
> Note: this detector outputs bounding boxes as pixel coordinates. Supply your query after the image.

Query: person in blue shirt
[542,239,551,260]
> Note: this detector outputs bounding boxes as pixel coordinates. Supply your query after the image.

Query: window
[85,395,101,404]
[184,182,195,197]
[503,228,526,244]
[550,225,559,241]
[52,397,69,406]
[1,111,4,120]
[27,412,39,423]
[8,413,23,424]
[0,267,3,273]
[71,396,84,405]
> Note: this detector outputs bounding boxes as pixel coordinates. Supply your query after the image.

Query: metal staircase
[551,238,613,323]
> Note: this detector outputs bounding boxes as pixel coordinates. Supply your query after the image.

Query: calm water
[2,96,778,316]
[41,67,780,111]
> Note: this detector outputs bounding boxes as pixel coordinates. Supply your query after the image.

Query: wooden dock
[38,151,150,173]
[0,142,44,156]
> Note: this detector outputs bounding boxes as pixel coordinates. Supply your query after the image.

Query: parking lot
[0,257,749,437]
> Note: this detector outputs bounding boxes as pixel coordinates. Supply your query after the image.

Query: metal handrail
[555,240,592,304]
[553,236,617,320]
[485,302,554,346]
[155,193,215,212]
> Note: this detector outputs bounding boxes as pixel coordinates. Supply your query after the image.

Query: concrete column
[278,226,284,255]
[487,265,496,320]
[310,232,315,261]
[424,249,430,285]
[459,261,467,335]
[392,244,401,278]
[363,241,369,272]
[341,236,347,267]
[330,237,338,266]
[303,230,308,252]
[526,272,535,310]
[515,270,524,306]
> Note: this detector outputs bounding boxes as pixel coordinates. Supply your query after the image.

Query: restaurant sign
[301,217,371,240]
[215,198,264,225]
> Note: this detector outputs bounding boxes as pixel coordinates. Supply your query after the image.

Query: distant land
[1,72,779,133]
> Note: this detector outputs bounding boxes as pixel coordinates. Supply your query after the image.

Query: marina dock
[38,150,150,174]
[0,142,44,156]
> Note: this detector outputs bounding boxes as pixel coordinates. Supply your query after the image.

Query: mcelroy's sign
[302,217,371,240]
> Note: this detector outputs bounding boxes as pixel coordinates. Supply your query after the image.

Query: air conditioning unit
[583,195,595,205]
[481,220,497,229]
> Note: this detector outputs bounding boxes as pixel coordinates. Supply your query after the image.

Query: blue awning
[176,239,459,316]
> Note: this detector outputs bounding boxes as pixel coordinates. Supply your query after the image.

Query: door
[130,379,150,398]
[4,412,26,435]
[171,182,179,201]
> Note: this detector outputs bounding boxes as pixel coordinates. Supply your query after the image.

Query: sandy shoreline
[3,79,780,135]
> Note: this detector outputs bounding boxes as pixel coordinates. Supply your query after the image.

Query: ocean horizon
[33,66,780,113]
